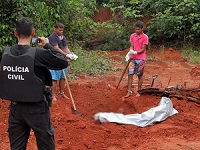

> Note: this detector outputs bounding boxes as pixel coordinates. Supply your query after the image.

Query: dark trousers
[8,101,55,150]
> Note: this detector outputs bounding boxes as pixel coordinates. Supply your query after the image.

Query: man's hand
[125,51,130,62]
[72,54,78,60]
[66,53,78,60]
[38,37,49,47]
[129,49,137,54]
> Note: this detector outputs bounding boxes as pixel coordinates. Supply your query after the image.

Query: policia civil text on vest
[0,47,52,106]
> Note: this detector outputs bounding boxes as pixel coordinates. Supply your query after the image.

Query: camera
[31,37,41,44]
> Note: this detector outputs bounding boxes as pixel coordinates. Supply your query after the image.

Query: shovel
[62,69,78,115]
[151,74,158,87]
[116,59,131,89]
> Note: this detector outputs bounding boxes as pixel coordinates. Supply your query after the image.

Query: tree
[0,0,97,51]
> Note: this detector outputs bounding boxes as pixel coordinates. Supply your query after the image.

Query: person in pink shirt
[125,21,149,97]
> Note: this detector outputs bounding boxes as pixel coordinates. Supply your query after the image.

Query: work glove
[129,49,137,54]
[125,51,130,62]
[66,53,78,60]
[72,54,78,60]
[125,49,137,61]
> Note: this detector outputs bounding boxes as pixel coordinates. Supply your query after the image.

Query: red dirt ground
[0,47,200,150]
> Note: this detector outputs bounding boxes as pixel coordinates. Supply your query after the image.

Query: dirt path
[0,48,200,150]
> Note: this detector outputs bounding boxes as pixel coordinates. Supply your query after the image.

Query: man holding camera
[0,17,68,149]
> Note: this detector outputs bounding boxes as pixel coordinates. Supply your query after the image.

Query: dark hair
[135,21,144,29]
[54,23,64,29]
[16,17,33,37]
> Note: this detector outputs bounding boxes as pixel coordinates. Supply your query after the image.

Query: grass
[147,44,200,63]
[68,45,116,77]
[180,45,200,64]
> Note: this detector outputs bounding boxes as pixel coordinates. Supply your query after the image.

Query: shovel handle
[151,79,155,87]
[116,59,131,89]
[62,69,77,111]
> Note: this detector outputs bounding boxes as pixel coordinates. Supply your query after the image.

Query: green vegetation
[181,45,200,64]
[100,0,200,45]
[0,0,97,50]
[68,45,115,76]
[2,0,200,50]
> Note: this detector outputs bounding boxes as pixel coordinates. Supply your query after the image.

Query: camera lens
[37,38,41,43]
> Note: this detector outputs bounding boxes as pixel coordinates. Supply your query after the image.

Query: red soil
[92,7,113,23]
[1,47,200,150]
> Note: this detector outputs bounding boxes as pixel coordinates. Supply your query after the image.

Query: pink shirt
[129,32,148,60]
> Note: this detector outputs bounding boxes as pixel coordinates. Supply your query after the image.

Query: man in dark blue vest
[0,17,68,150]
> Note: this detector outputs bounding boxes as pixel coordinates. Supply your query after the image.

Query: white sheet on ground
[94,97,178,127]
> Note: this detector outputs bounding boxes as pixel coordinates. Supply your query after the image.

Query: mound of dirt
[0,47,200,150]
[92,7,113,23]
[190,66,200,77]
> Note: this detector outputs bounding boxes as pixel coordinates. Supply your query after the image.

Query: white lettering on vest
[8,74,25,80]
[3,66,29,72]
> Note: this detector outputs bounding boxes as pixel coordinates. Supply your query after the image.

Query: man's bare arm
[53,45,68,56]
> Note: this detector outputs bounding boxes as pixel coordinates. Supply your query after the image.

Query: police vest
[0,47,44,102]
